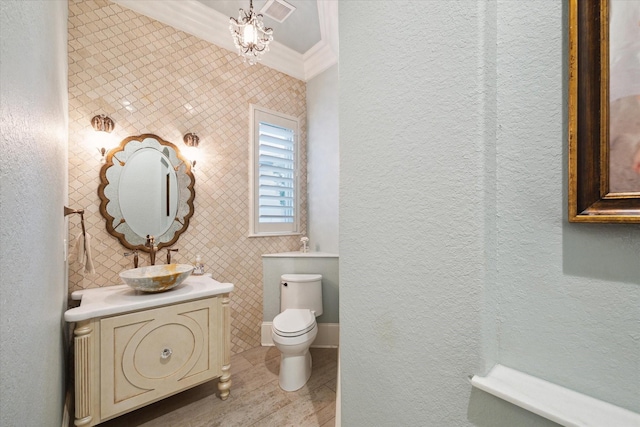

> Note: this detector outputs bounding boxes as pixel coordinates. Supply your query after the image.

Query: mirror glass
[98,134,195,251]
[119,147,178,237]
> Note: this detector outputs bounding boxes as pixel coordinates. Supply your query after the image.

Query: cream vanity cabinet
[65,276,233,427]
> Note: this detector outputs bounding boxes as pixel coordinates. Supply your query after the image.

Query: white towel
[74,232,96,275]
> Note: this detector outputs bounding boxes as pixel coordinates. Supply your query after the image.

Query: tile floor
[99,346,338,427]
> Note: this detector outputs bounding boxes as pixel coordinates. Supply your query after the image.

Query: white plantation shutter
[250,106,299,235]
[258,122,295,223]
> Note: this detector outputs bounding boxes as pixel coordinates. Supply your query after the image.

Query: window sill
[248,232,302,238]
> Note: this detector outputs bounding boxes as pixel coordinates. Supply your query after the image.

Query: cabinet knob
[161,348,173,359]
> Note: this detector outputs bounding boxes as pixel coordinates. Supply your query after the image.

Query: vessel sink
[120,264,194,293]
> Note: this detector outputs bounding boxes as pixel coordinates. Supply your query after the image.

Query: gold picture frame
[568,0,640,223]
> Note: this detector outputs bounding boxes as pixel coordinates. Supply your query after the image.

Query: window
[250,105,300,236]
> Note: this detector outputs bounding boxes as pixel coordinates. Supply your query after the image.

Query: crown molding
[304,0,338,80]
[111,0,337,81]
[304,40,338,80]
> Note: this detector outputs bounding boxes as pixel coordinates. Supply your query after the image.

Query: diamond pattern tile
[67,0,307,354]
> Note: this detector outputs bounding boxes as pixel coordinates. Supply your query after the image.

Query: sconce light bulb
[98,147,107,164]
[91,114,116,163]
[183,146,200,168]
[92,131,116,163]
[183,132,201,171]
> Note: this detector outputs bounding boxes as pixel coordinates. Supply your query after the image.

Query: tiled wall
[67,0,307,354]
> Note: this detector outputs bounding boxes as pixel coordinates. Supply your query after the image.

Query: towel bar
[64,206,86,238]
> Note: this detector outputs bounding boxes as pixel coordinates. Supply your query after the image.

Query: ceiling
[198,0,321,54]
[112,0,338,81]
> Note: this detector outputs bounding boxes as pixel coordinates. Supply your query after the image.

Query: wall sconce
[91,114,115,163]
[183,132,200,170]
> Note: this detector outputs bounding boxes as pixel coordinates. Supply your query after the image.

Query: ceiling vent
[260,0,296,23]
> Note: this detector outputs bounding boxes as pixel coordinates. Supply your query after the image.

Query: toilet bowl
[271,274,323,392]
[272,309,318,391]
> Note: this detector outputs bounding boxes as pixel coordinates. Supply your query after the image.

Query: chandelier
[229,0,274,65]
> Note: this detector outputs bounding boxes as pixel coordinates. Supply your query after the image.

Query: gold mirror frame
[569,0,640,223]
[98,134,196,251]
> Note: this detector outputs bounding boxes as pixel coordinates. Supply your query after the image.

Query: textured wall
[340,0,639,425]
[0,0,69,424]
[494,0,640,413]
[339,1,485,425]
[307,64,339,253]
[67,0,307,354]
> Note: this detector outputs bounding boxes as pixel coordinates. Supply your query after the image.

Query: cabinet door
[100,298,221,420]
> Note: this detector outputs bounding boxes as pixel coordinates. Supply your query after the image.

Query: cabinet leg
[74,321,94,426]
[75,416,93,427]
[218,364,231,400]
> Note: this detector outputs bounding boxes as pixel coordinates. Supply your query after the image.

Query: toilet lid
[273,309,316,337]
[281,273,322,282]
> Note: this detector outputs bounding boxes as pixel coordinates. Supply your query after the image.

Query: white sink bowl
[120,264,194,293]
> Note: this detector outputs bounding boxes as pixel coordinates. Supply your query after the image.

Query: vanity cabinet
[65,276,233,427]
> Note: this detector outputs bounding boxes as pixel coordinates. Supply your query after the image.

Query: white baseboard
[261,322,339,348]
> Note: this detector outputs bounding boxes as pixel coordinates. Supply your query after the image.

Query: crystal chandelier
[229,0,273,65]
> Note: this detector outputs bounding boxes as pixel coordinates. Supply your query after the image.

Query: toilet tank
[280,274,323,317]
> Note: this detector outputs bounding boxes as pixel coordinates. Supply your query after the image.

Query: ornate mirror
[98,134,195,251]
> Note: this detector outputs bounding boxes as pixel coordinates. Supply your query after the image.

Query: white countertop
[64,275,234,322]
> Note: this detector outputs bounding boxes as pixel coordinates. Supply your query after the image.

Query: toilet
[271,273,323,391]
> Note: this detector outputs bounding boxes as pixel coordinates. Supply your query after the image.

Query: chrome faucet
[146,235,158,265]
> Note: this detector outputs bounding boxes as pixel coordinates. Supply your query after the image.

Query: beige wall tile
[68,0,307,354]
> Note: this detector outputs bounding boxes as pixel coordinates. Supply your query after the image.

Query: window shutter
[250,105,299,236]
[258,122,295,224]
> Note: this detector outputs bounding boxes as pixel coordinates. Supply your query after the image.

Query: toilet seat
[272,309,316,337]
